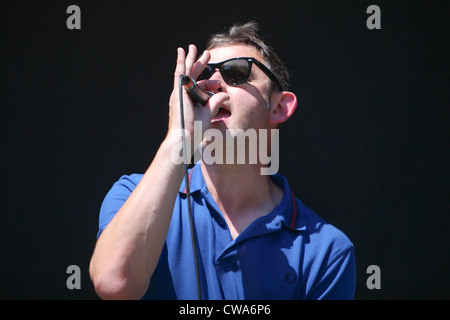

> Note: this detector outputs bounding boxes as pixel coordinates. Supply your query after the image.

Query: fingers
[173,47,186,88]
[191,50,210,80]
[174,44,210,81]
[184,45,197,77]
[197,79,222,93]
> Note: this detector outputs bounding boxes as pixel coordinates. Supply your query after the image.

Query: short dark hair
[206,21,290,91]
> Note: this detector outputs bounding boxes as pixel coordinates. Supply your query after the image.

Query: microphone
[181,75,213,106]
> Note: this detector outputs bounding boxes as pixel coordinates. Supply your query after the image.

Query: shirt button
[285,272,297,284]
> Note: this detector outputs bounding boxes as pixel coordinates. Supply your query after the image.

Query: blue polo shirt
[98,163,356,300]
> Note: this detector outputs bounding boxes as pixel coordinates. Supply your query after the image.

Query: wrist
[160,132,193,168]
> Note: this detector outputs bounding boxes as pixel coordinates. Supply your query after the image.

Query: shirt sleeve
[307,245,356,300]
[97,174,142,238]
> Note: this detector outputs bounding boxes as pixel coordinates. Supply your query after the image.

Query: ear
[269,91,298,124]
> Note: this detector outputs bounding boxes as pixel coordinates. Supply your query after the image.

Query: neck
[201,162,283,238]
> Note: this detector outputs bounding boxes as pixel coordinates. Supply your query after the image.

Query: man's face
[206,44,275,132]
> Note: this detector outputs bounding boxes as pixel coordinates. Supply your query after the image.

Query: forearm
[89,138,184,299]
[89,44,226,300]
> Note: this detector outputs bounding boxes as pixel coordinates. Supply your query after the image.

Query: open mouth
[213,106,231,120]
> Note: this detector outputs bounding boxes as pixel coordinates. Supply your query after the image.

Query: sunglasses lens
[196,59,250,84]
[197,65,214,81]
[221,59,249,84]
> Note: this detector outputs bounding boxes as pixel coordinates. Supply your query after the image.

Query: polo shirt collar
[179,163,306,232]
[269,174,306,232]
[178,163,205,194]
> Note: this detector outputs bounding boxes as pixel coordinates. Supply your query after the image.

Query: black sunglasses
[196,57,283,91]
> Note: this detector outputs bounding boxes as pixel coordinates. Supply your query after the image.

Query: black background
[2,0,449,299]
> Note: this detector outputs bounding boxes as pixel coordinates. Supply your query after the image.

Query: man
[89,22,356,300]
